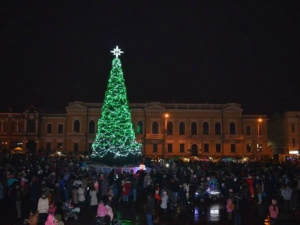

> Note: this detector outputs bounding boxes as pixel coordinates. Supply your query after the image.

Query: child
[269,199,279,225]
[48,203,56,215]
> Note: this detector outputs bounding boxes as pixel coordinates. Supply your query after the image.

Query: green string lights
[91,46,142,165]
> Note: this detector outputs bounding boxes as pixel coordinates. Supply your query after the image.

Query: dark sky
[1,1,300,115]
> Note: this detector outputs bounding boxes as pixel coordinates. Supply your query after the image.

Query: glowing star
[110,46,124,58]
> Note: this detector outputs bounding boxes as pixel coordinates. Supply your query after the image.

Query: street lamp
[257,118,262,159]
[162,113,169,159]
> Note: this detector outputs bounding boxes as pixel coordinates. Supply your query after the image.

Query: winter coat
[160,194,168,209]
[145,197,155,214]
[37,197,49,213]
[90,190,98,206]
[77,187,86,202]
[45,214,57,225]
[72,189,78,204]
[101,179,109,197]
[281,187,292,200]
[97,203,108,217]
[122,181,131,196]
[269,205,279,219]
[226,198,234,213]
[105,205,113,221]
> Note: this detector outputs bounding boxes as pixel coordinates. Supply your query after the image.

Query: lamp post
[257,118,262,159]
[162,113,169,159]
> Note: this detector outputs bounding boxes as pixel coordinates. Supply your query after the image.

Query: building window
[293,138,296,147]
[27,119,36,133]
[216,144,221,153]
[152,122,158,134]
[231,144,236,152]
[153,144,158,153]
[203,122,209,135]
[204,143,209,153]
[46,142,51,151]
[180,143,185,153]
[46,124,52,134]
[89,120,95,134]
[179,122,185,135]
[246,143,251,152]
[167,143,173,152]
[229,122,236,134]
[74,143,79,153]
[167,122,173,135]
[257,143,262,152]
[215,122,221,135]
[191,122,197,135]
[246,126,251,135]
[292,124,295,133]
[137,121,143,134]
[58,124,63,134]
[74,120,80,133]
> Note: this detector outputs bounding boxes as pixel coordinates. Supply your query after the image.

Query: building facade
[0,102,270,159]
[268,111,300,158]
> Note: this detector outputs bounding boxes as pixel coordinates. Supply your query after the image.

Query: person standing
[269,199,279,225]
[37,193,49,224]
[89,186,98,209]
[14,184,22,219]
[256,180,263,205]
[281,184,292,213]
[160,191,168,215]
[226,198,234,221]
[77,184,86,207]
[145,194,154,225]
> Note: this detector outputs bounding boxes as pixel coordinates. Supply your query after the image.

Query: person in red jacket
[122,178,131,204]
[246,175,254,198]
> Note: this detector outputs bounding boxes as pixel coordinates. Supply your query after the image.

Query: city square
[1,1,300,225]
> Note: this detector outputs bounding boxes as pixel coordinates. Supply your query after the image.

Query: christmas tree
[91,46,142,166]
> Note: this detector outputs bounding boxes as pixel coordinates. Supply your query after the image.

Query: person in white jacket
[37,193,49,223]
[77,184,86,207]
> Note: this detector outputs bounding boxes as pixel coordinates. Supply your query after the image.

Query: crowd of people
[0,151,300,225]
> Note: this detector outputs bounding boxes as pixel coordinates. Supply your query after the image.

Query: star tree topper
[111,46,124,58]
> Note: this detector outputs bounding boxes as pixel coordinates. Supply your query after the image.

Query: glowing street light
[257,118,263,158]
[162,113,169,159]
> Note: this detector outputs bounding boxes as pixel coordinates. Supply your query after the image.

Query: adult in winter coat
[246,176,255,198]
[77,184,86,206]
[72,186,78,205]
[145,194,154,225]
[14,184,22,218]
[256,180,263,204]
[226,197,234,221]
[37,193,49,224]
[89,186,98,208]
[160,191,168,213]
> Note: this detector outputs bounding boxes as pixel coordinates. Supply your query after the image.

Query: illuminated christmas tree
[92,46,142,166]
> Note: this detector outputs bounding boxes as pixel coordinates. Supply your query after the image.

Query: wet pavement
[1,196,300,225]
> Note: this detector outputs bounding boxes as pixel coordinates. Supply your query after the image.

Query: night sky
[1,1,300,115]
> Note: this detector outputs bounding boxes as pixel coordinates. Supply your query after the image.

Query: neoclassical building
[0,101,271,159]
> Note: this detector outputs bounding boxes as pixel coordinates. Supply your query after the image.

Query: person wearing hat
[269,199,279,225]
